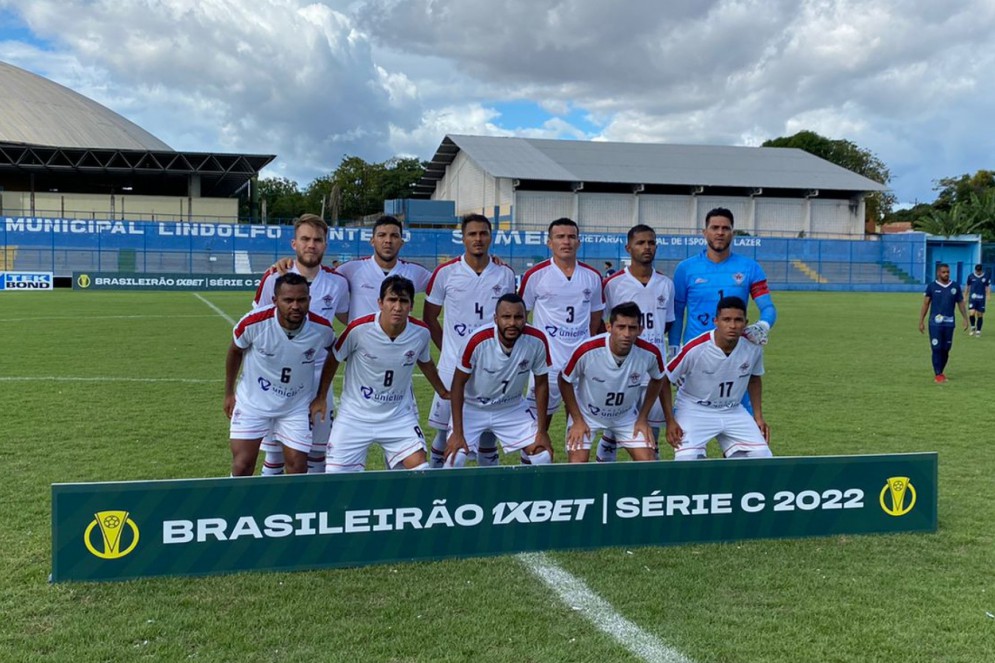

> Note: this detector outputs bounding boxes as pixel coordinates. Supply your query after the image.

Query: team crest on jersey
[517,359,530,372]
[733,272,745,285]
[628,372,641,385]
[739,362,750,371]
[303,348,316,362]
[403,350,417,365]
[544,325,558,338]
[657,295,666,306]
[257,377,272,391]
[454,323,468,336]
[492,284,503,296]
[583,288,592,302]
[322,294,333,307]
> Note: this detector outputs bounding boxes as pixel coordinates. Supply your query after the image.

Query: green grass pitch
[1,290,993,662]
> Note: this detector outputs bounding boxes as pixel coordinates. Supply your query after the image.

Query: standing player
[423,214,516,467]
[334,216,432,321]
[253,214,349,475]
[444,294,554,467]
[224,274,336,476]
[519,218,605,430]
[311,276,449,471]
[559,302,666,463]
[966,263,990,336]
[918,263,970,382]
[598,224,676,461]
[665,296,771,460]
[669,208,776,348]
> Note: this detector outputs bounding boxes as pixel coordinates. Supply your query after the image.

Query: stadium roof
[0,60,172,150]
[414,134,888,196]
[0,61,274,196]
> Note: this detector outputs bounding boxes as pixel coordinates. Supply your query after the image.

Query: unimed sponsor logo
[0,272,54,291]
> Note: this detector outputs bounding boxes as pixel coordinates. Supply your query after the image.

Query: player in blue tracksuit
[965,263,991,336]
[668,207,777,349]
[918,263,969,383]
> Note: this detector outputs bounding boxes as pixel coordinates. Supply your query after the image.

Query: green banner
[72,272,260,291]
[51,453,937,582]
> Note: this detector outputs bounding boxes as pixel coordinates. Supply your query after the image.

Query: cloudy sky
[1,0,993,205]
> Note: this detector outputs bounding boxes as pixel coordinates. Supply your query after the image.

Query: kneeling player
[224,274,336,476]
[311,276,449,471]
[559,302,666,463]
[445,294,554,467]
[665,296,772,460]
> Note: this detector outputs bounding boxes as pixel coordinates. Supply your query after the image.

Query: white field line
[197,294,680,661]
[516,552,693,663]
[193,293,236,325]
[0,314,217,323]
[0,376,220,384]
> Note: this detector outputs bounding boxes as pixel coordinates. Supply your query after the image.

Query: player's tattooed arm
[223,342,244,419]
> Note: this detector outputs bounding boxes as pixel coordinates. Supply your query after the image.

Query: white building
[414,135,887,238]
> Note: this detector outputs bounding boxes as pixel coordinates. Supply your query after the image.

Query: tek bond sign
[51,453,937,582]
[73,272,260,291]
[0,271,53,291]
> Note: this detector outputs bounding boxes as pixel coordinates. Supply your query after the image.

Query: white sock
[596,436,617,463]
[445,448,468,468]
[408,462,430,470]
[307,442,326,474]
[520,449,552,465]
[429,430,447,468]
[477,446,500,466]
[261,448,285,476]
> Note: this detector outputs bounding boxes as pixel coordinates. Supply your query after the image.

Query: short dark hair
[379,275,414,301]
[936,262,949,272]
[548,217,578,235]
[626,224,655,242]
[609,301,641,324]
[461,213,491,231]
[716,296,747,315]
[495,292,525,313]
[705,207,735,228]
[372,215,403,234]
[975,263,983,271]
[274,272,309,294]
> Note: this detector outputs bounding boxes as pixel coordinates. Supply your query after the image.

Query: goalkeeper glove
[743,320,770,346]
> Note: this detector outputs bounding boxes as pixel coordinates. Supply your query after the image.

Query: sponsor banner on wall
[72,272,260,291]
[52,453,937,582]
[0,271,54,291]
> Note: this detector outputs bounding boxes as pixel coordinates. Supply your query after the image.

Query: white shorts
[229,404,312,454]
[262,382,335,453]
[454,401,539,453]
[567,413,653,451]
[326,412,426,472]
[673,402,769,460]
[527,369,562,415]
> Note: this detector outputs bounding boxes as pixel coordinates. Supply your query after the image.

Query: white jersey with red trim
[333,313,432,423]
[666,331,764,410]
[602,267,675,355]
[518,259,605,369]
[252,262,349,369]
[457,323,551,410]
[426,256,516,375]
[335,257,432,322]
[232,307,336,415]
[561,333,664,424]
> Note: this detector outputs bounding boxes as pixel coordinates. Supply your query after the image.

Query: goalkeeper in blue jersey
[668,207,777,351]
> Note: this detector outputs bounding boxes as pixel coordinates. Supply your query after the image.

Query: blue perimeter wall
[2,218,928,292]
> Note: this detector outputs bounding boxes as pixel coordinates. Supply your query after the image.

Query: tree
[330,156,425,222]
[762,130,896,224]
[256,177,307,222]
[932,170,995,211]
